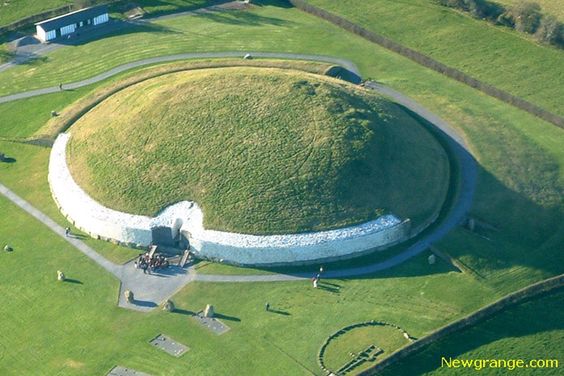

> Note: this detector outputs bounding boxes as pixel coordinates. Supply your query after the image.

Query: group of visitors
[135,252,169,274]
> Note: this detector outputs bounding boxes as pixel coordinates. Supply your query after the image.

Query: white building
[35,5,109,43]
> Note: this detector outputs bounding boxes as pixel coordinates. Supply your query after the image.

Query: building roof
[35,5,108,31]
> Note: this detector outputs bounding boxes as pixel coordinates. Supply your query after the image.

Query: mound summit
[67,67,449,234]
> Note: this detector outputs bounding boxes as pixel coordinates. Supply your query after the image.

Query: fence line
[289,0,563,128]
[359,273,564,374]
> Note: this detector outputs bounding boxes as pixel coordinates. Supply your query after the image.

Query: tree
[507,1,542,34]
[536,15,563,46]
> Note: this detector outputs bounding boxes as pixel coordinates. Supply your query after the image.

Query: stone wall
[49,133,411,265]
[359,274,564,375]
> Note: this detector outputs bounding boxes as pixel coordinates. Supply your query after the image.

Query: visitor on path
[65,227,70,237]
[265,302,270,311]
[59,83,63,91]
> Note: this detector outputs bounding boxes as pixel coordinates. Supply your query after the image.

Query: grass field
[0,190,495,374]
[0,0,212,27]
[0,0,73,27]
[0,1,562,373]
[379,289,564,375]
[323,324,410,373]
[308,0,564,117]
[66,67,448,234]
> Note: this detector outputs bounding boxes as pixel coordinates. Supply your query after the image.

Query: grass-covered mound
[67,67,449,234]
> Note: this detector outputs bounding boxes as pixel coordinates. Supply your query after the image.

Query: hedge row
[359,273,564,375]
[438,0,563,47]
[289,0,564,129]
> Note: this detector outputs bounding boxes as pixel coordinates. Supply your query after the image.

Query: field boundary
[359,273,564,375]
[288,0,564,128]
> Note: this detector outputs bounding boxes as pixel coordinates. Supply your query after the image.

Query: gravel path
[0,52,476,307]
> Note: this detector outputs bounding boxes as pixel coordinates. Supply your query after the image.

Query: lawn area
[0,190,496,374]
[0,0,73,27]
[0,88,91,139]
[0,140,139,264]
[0,2,562,373]
[307,0,564,117]
[323,324,410,373]
[66,66,448,234]
[379,289,564,375]
[133,0,215,17]
[0,0,560,278]
[0,0,213,27]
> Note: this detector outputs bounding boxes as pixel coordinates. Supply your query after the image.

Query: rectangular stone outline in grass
[107,366,152,376]
[193,311,230,335]
[149,334,189,357]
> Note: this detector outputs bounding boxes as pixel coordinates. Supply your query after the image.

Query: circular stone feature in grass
[67,67,449,235]
[321,323,411,374]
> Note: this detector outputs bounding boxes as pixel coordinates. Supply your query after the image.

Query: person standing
[65,227,70,237]
[265,302,270,311]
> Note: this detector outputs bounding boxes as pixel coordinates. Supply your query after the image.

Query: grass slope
[0,0,73,27]
[379,289,564,375]
[0,0,212,27]
[308,0,564,117]
[67,67,448,234]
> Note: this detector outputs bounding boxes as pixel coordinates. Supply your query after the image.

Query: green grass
[0,0,560,280]
[0,0,212,27]
[308,0,564,117]
[0,88,91,139]
[0,2,562,373]
[0,0,73,27]
[0,197,496,374]
[133,0,214,16]
[379,289,564,375]
[323,324,410,373]
[67,67,449,234]
[0,140,139,264]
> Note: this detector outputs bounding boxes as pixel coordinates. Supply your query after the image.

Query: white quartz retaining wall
[49,133,411,265]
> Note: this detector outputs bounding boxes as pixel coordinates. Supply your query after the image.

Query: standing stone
[428,254,436,265]
[124,289,134,303]
[162,299,175,312]
[3,244,13,252]
[467,218,476,232]
[204,304,215,318]
[57,270,65,281]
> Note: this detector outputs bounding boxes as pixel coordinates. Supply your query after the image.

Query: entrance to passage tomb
[151,226,175,246]
[151,218,186,248]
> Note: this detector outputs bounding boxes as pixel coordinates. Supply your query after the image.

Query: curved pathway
[0,52,360,104]
[0,52,476,310]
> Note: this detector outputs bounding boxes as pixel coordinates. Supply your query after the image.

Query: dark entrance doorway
[151,226,175,247]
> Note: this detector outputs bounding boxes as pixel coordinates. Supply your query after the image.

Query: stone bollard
[428,254,436,265]
[203,304,215,318]
[162,299,175,312]
[57,270,65,281]
[124,290,134,303]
